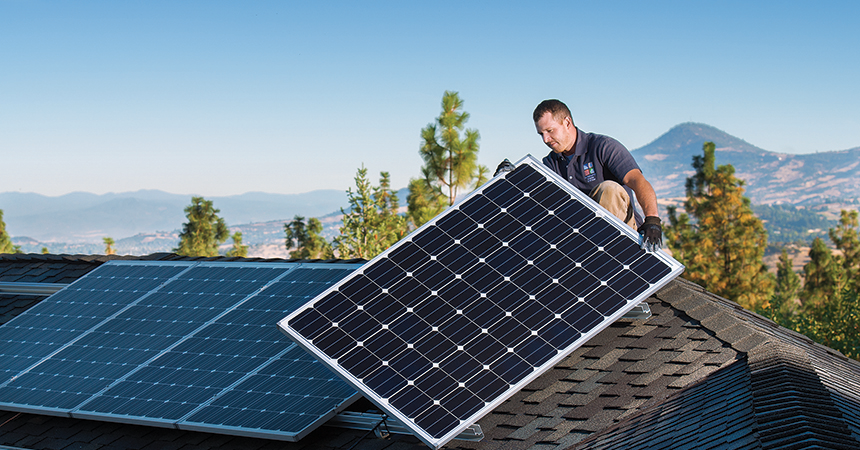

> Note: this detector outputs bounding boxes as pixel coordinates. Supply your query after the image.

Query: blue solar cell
[0,261,362,442]
[0,264,188,385]
[280,155,684,448]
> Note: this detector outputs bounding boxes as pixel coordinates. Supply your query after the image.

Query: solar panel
[279,155,684,448]
[0,263,189,387]
[0,261,363,441]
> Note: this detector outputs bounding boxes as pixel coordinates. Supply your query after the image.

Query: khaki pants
[589,181,636,230]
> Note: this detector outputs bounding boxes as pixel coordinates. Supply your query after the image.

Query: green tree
[770,248,801,319]
[334,166,408,259]
[759,286,860,361]
[40,247,49,254]
[407,91,488,227]
[226,231,249,257]
[829,209,860,292]
[799,287,860,360]
[285,216,333,259]
[664,142,774,310]
[801,237,845,310]
[103,237,116,255]
[0,210,20,254]
[175,196,229,257]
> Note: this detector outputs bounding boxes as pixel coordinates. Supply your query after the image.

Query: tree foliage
[664,142,774,310]
[175,196,229,257]
[829,209,860,292]
[285,216,332,259]
[759,286,860,361]
[757,210,860,361]
[226,231,249,258]
[334,167,408,259]
[801,237,845,310]
[408,91,488,227]
[0,210,18,254]
[771,248,801,319]
[103,237,116,255]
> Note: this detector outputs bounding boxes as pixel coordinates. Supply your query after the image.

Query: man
[497,99,662,250]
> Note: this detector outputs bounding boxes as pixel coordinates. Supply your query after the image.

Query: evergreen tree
[664,142,774,310]
[226,231,249,257]
[285,216,332,259]
[175,196,229,257]
[40,247,49,254]
[407,177,446,229]
[103,237,116,255]
[334,167,409,259]
[829,209,860,292]
[407,91,488,227]
[801,287,860,360]
[771,248,801,318]
[801,237,845,310]
[0,210,19,254]
[759,286,860,361]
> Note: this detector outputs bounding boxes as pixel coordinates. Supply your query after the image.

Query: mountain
[3,124,859,251]
[632,123,860,204]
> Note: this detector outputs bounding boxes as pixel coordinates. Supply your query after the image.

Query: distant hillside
[3,122,859,253]
[0,189,348,243]
[632,123,860,204]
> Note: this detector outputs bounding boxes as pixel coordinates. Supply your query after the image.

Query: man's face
[535,112,576,154]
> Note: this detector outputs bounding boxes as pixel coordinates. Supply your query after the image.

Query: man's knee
[589,181,635,228]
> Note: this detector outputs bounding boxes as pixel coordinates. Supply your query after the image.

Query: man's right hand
[639,216,663,252]
[494,159,515,177]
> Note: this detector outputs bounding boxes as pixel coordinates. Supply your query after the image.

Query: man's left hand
[639,216,662,252]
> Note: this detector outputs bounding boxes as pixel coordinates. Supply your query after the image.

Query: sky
[2,1,858,197]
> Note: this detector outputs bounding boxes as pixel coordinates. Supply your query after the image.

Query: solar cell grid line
[0,261,192,397]
[64,262,296,420]
[279,155,684,449]
[175,264,362,441]
[0,261,288,414]
[73,263,363,442]
[179,344,361,440]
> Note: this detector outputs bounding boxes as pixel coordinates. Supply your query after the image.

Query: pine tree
[407,91,488,227]
[407,177,446,229]
[664,142,774,310]
[771,248,801,318]
[285,216,332,259]
[334,167,409,259]
[0,210,16,254]
[829,209,860,292]
[175,196,229,257]
[103,237,116,255]
[226,232,249,257]
[801,237,845,310]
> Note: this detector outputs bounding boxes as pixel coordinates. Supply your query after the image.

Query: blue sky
[2,1,858,197]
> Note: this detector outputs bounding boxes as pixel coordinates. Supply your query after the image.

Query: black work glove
[639,216,662,252]
[494,159,515,177]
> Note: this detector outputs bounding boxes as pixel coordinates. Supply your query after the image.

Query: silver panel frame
[278,155,684,448]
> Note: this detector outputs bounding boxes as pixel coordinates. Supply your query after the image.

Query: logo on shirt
[583,162,596,183]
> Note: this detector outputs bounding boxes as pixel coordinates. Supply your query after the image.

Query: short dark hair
[533,99,573,125]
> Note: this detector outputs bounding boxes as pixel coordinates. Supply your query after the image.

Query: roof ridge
[660,278,860,369]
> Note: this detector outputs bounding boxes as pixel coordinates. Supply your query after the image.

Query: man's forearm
[635,185,659,218]
[623,170,659,218]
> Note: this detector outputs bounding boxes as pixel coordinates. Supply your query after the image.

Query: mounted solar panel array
[279,155,684,448]
[0,260,362,441]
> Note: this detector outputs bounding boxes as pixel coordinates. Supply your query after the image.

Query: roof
[1,253,859,450]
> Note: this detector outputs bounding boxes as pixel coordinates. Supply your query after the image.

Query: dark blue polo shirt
[542,127,643,225]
